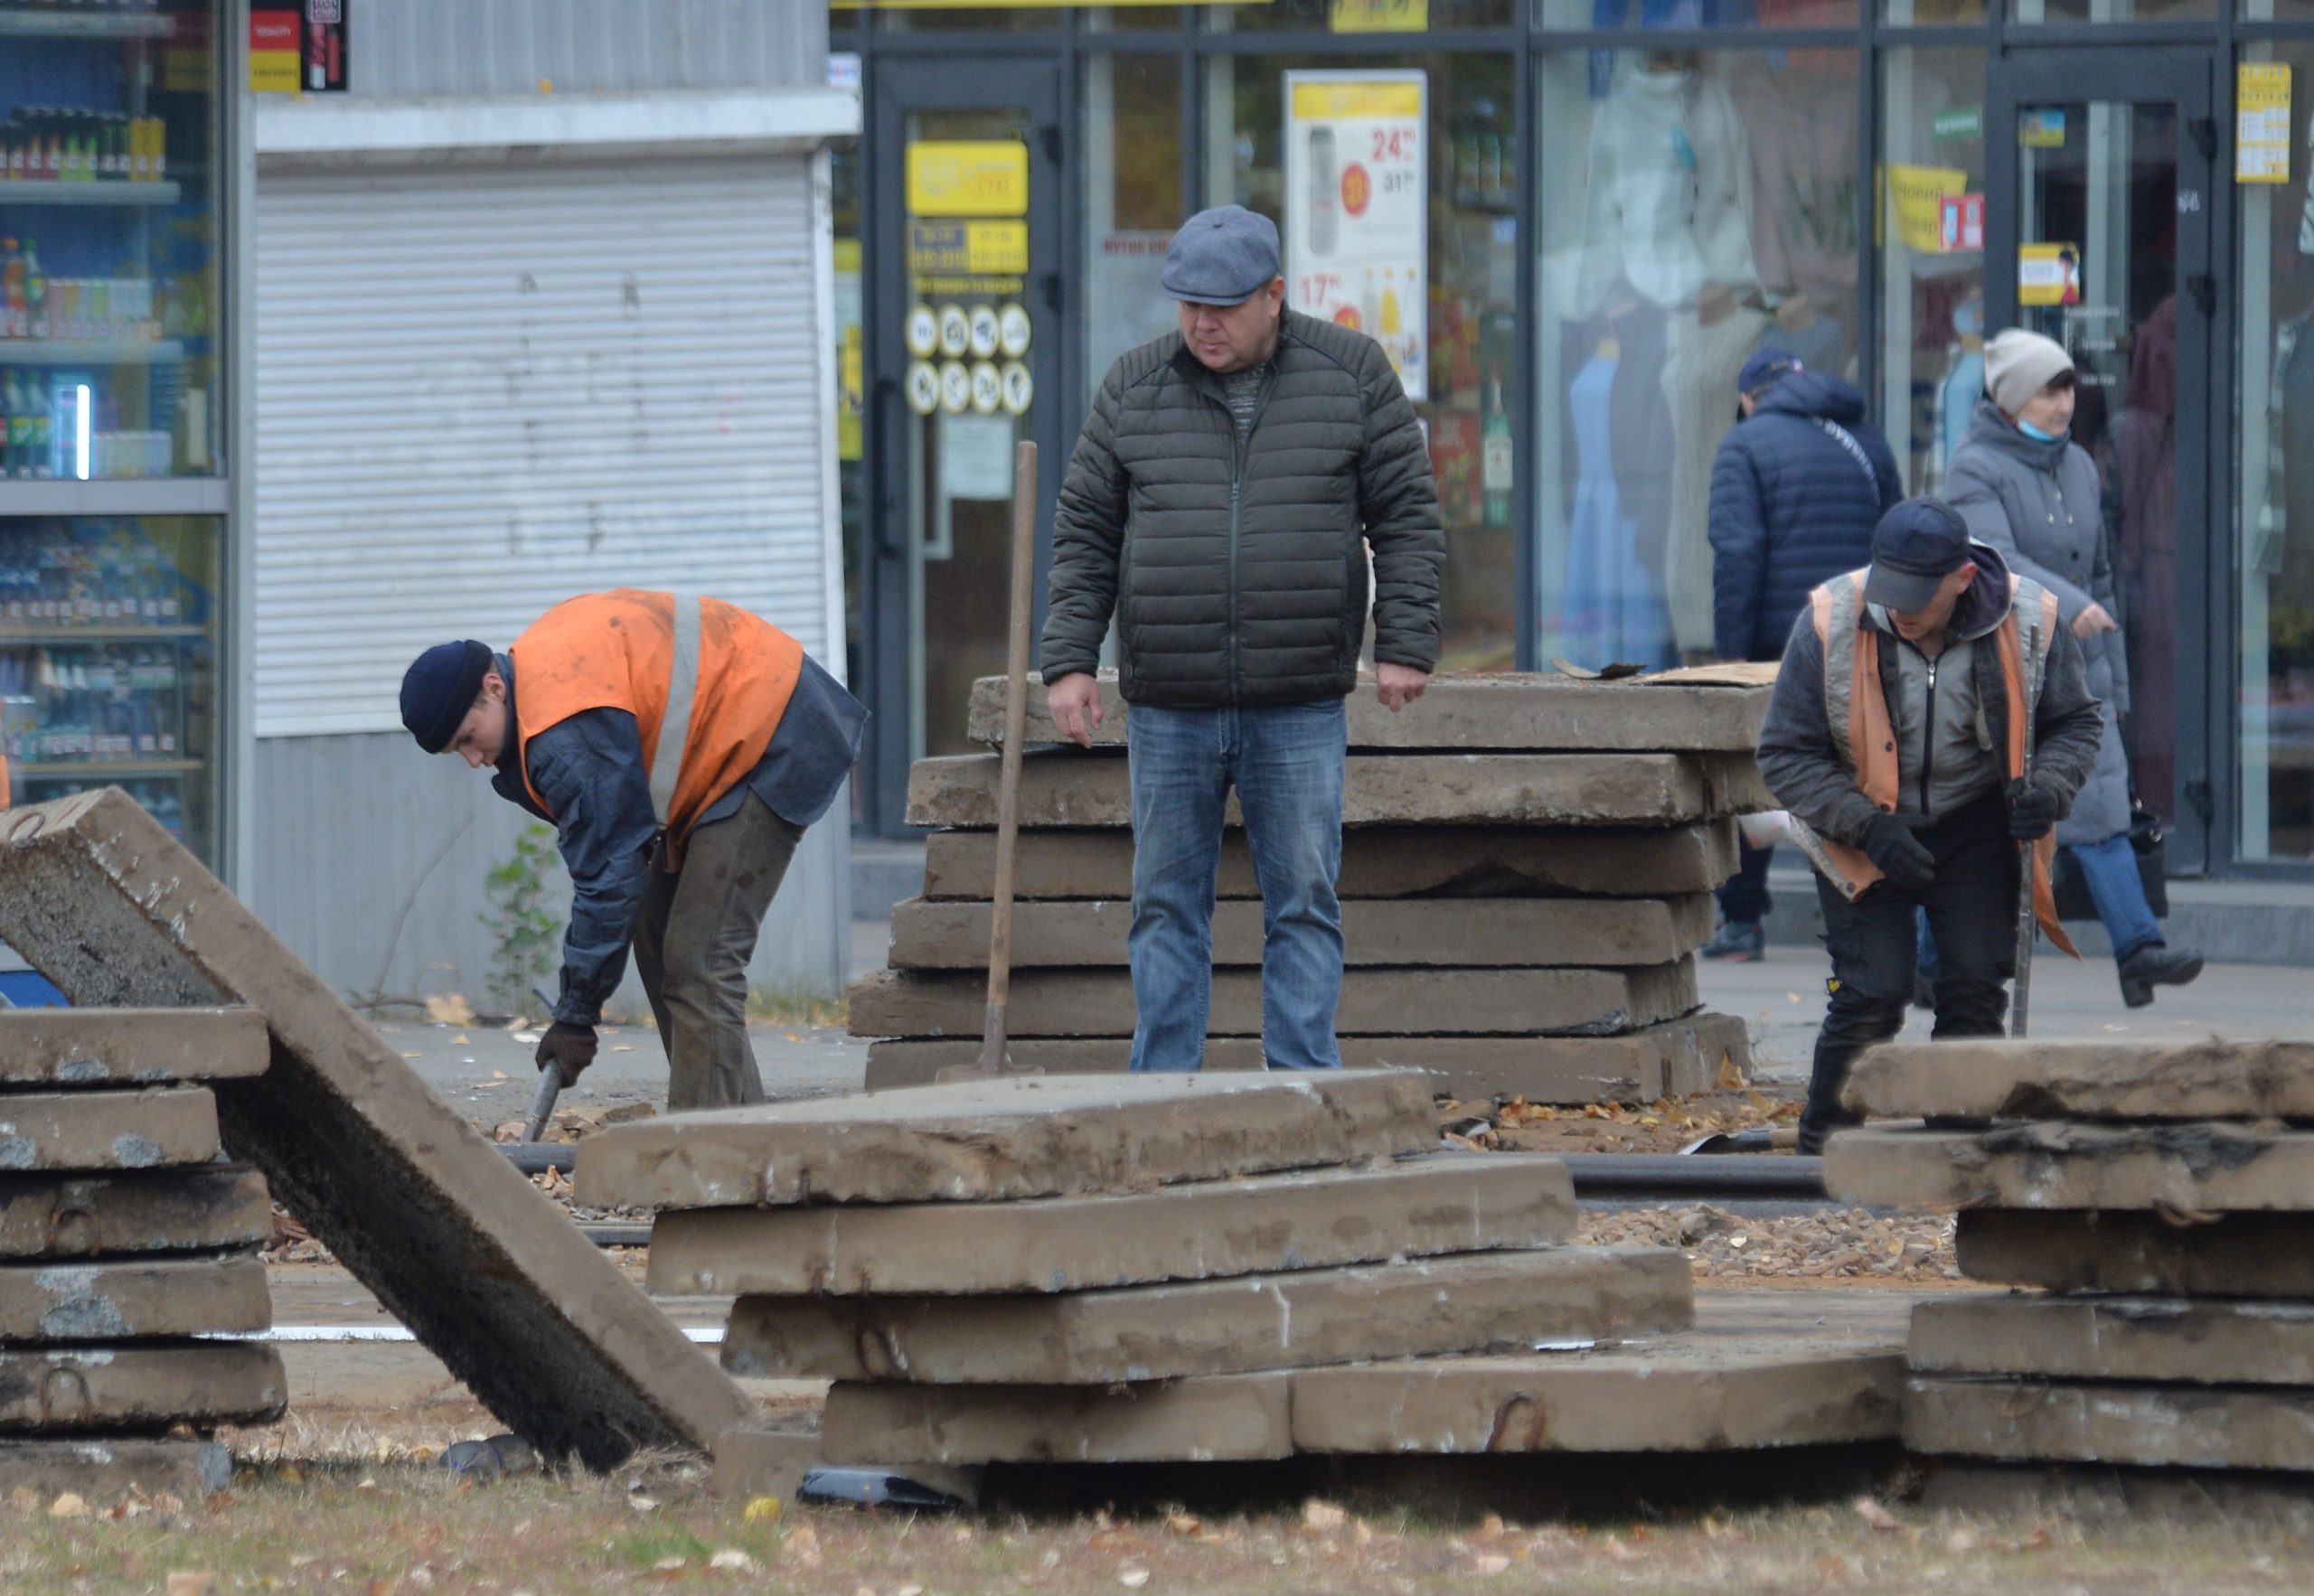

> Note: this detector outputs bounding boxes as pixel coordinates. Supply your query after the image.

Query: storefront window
[1211,0,1517,31]
[1881,0,1985,22]
[1084,5,1189,27]
[869,5,1070,31]
[1084,54,1184,384]
[1213,52,1518,670]
[1540,0,1860,31]
[1534,47,1860,669]
[1878,47,1987,497]
[2008,0,2214,21]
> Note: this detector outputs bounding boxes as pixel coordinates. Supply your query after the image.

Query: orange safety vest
[510,589,804,870]
[1792,568,2075,956]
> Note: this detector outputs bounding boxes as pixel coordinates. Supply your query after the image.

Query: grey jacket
[1757,543,2105,865]
[1946,398,2131,842]
[1040,309,1445,707]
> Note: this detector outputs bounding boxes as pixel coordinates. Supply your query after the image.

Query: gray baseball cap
[1162,205,1282,306]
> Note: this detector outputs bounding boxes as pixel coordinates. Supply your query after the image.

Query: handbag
[2052,803,2170,922]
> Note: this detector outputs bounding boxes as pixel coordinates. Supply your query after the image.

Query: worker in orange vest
[400,590,866,1110]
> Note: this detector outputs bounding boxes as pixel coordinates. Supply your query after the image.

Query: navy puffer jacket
[1707,370,1902,662]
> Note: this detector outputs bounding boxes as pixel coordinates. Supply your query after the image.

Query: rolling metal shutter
[253,155,834,737]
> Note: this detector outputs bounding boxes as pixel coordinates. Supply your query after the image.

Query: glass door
[862,59,1063,835]
[1987,52,2215,870]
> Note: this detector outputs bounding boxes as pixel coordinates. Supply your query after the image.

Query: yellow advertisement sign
[1331,0,1428,30]
[2240,62,2293,184]
[908,222,1029,277]
[1886,164,1968,253]
[2019,242,2083,307]
[907,141,1029,219]
[1290,80,1424,121]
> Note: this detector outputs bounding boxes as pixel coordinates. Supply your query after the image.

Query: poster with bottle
[1284,70,1428,403]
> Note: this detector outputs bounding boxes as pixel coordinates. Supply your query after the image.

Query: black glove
[535,1020,598,1086]
[1860,813,1937,891]
[2008,777,2060,841]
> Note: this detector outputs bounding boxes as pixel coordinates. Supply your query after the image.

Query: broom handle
[982,440,1039,1053]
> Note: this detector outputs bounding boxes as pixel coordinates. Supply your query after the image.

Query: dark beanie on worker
[400,639,494,754]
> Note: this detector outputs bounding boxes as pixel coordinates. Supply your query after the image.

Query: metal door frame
[1985,48,2218,870]
[862,57,1066,837]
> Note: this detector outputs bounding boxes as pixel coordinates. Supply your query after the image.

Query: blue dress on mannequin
[1562,352,1677,668]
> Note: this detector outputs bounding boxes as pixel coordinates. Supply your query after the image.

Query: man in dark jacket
[1701,352,1901,961]
[1039,204,1444,1073]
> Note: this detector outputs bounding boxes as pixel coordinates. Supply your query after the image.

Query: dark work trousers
[1717,837,1775,925]
[1801,792,2019,1146]
[632,791,807,1112]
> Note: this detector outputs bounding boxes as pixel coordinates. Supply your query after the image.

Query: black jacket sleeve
[1354,343,1445,672]
[1754,610,1889,848]
[522,709,662,1028]
[1039,368,1131,683]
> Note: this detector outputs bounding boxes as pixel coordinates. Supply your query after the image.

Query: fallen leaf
[1471,1553,1512,1575]
[1853,1497,1900,1533]
[784,1525,822,1568]
[627,1495,658,1514]
[709,1550,758,1573]
[1164,1512,1202,1536]
[50,1493,89,1519]
[2012,1527,2052,1553]
[896,1585,926,1596]
[165,1576,214,1596]
[492,1070,508,1081]
[1471,1513,1507,1544]
[1303,1498,1349,1532]
[1118,1570,1151,1590]
[652,1557,687,1573]
[424,994,478,1028]
[743,1496,782,1522]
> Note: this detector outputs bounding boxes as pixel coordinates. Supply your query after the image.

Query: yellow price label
[907,142,1029,218]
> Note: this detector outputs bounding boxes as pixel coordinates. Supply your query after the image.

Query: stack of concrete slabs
[859,671,1768,1103]
[1831,1039,2314,1481]
[0,1007,284,1499]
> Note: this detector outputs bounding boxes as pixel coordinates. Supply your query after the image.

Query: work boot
[1793,1113,1860,1157]
[2117,943,2206,1009]
[1700,919,1765,962]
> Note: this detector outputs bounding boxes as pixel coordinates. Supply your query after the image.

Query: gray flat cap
[1162,205,1282,306]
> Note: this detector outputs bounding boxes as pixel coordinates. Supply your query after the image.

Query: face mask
[2018,418,2067,443]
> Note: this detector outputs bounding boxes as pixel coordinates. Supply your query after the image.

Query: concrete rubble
[1845,1038,2314,1122]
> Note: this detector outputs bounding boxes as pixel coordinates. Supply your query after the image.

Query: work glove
[1861,813,1937,891]
[2008,777,2060,841]
[534,1020,598,1086]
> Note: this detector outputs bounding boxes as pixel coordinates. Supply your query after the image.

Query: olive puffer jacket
[1040,309,1444,707]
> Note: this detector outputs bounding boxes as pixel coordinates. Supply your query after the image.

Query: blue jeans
[1125,699,1348,1073]
[2067,832,2165,963]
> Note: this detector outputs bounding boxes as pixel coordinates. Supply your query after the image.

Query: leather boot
[2118,944,2206,1009]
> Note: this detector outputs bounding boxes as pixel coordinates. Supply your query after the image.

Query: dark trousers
[1802,792,2018,1141]
[1717,836,1774,925]
[632,791,807,1112]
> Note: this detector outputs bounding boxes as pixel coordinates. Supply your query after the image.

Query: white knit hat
[1984,329,2074,415]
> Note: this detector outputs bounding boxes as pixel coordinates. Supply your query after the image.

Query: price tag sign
[2240,62,2293,184]
[1284,71,1428,402]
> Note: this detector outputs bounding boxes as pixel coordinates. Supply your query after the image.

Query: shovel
[2009,714,2041,1039]
[521,984,569,1142]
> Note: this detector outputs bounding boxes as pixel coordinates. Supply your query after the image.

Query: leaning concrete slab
[722,1247,1692,1385]
[1824,1121,2314,1212]
[1904,1376,2314,1471]
[1954,1209,2314,1298]
[0,1343,286,1431]
[907,752,1772,830]
[0,1088,219,1171]
[0,789,756,1468]
[862,1014,1750,1103]
[0,1253,270,1341]
[1844,1039,2314,1122]
[924,823,1741,901]
[0,1439,230,1500]
[647,1154,1576,1296]
[0,1008,268,1088]
[578,1070,1434,1209]
[823,1373,1294,1466]
[1912,1293,2314,1386]
[848,962,1698,1040]
[967,672,1773,753]
[887,895,1716,971]
[0,1168,273,1260]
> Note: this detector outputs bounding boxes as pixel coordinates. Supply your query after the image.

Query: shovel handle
[979,440,1038,1067]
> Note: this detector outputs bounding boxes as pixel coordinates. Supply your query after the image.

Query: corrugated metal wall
[353,0,824,98]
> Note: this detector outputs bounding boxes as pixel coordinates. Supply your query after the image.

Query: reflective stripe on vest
[649,593,704,828]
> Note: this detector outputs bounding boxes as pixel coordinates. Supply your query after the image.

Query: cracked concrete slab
[0,789,756,1468]
[1824,1121,2314,1212]
[0,1009,268,1088]
[0,1438,230,1498]
[1845,1039,2314,1122]
[0,1343,286,1431]
[823,1373,1294,1466]
[721,1247,1692,1385]
[646,1153,1576,1297]
[0,1168,273,1260]
[577,1070,1434,1209]
[1911,1292,2314,1385]
[1905,1375,2314,1470]
[1954,1210,2314,1297]
[0,1253,269,1341]
[847,962,1698,1040]
[0,1088,218,1171]
[887,895,1716,971]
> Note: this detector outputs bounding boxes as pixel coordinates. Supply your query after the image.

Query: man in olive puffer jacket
[1039,204,1444,1074]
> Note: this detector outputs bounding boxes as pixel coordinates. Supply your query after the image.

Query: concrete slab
[721,1247,1691,1385]
[861,1014,1751,1103]
[847,962,1699,1040]
[1904,1375,2314,1471]
[1823,1121,2314,1212]
[0,1343,286,1431]
[0,1438,230,1499]
[1954,1209,2314,1297]
[907,753,1773,831]
[0,1168,274,1260]
[823,1373,1294,1466]
[710,1422,822,1504]
[645,1153,1576,1296]
[576,1070,1434,1209]
[0,1253,270,1341]
[0,1008,268,1088]
[0,789,756,1468]
[0,1088,219,1171]
[1912,1293,2314,1385]
[967,672,1773,753]
[924,823,1742,902]
[1844,1038,2314,1122]
[886,895,1716,971]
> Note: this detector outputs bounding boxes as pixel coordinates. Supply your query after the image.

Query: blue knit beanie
[400,640,494,754]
